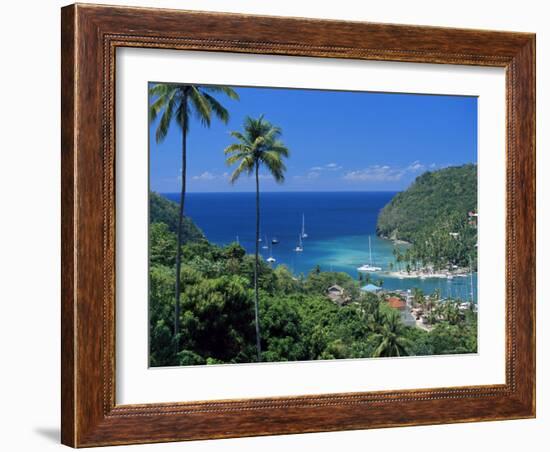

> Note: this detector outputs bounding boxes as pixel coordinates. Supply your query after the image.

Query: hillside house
[386,296,416,327]
[326,285,351,306]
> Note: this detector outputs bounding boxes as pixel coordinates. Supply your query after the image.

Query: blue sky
[149,85,477,193]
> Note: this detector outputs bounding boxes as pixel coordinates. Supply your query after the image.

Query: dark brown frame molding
[61,3,536,447]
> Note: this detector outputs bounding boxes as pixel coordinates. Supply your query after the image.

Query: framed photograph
[61,3,535,447]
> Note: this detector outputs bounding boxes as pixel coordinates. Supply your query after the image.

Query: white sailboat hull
[357,265,382,272]
[357,236,381,272]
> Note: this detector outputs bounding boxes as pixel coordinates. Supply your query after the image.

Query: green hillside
[149,191,205,243]
[376,164,477,269]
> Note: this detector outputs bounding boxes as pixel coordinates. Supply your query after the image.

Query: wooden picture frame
[61,3,535,447]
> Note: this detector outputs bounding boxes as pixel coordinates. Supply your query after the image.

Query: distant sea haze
[161,191,477,301]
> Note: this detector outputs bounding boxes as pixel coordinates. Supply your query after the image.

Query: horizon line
[155,189,403,194]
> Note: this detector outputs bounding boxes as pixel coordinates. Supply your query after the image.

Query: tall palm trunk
[174,88,189,351]
[253,162,262,361]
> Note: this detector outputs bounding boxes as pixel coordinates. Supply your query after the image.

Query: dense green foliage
[377,164,477,241]
[377,164,478,269]
[150,192,205,242]
[149,209,478,367]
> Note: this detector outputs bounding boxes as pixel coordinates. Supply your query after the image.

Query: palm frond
[229,157,255,183]
[259,151,286,183]
[252,135,267,149]
[224,143,250,156]
[149,94,166,122]
[150,83,238,145]
[229,131,252,146]
[225,115,289,186]
[269,141,290,158]
[202,93,230,124]
[189,87,212,127]
[261,125,282,143]
[155,91,177,143]
[226,152,255,166]
[244,115,269,138]
[149,83,174,98]
[149,84,178,122]
[372,337,389,358]
[201,85,240,100]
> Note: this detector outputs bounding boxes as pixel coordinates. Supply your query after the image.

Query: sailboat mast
[369,236,373,265]
[469,256,475,302]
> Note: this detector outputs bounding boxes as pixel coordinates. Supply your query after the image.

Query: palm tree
[412,287,424,308]
[149,83,239,346]
[362,297,384,333]
[224,115,290,361]
[371,311,411,357]
[442,300,462,325]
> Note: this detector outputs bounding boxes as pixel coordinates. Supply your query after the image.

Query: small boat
[357,236,382,272]
[261,235,269,250]
[271,237,279,244]
[357,264,382,272]
[301,213,308,239]
[295,234,303,252]
[258,237,262,243]
[267,243,276,263]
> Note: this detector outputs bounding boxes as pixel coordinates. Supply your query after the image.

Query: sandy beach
[381,267,472,280]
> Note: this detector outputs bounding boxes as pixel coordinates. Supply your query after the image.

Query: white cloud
[308,162,343,173]
[307,171,320,179]
[294,162,342,182]
[191,170,276,183]
[343,166,405,182]
[343,161,427,183]
[407,160,425,172]
[191,171,217,181]
[293,171,321,181]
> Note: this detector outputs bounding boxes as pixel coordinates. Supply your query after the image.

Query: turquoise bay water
[162,192,477,302]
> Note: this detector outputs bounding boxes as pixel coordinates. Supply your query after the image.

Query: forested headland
[376,164,478,271]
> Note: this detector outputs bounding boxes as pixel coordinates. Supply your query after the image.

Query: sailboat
[357,236,382,272]
[301,213,308,239]
[266,243,276,263]
[261,234,269,250]
[294,233,303,252]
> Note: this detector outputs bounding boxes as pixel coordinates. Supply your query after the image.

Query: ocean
[161,191,477,302]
